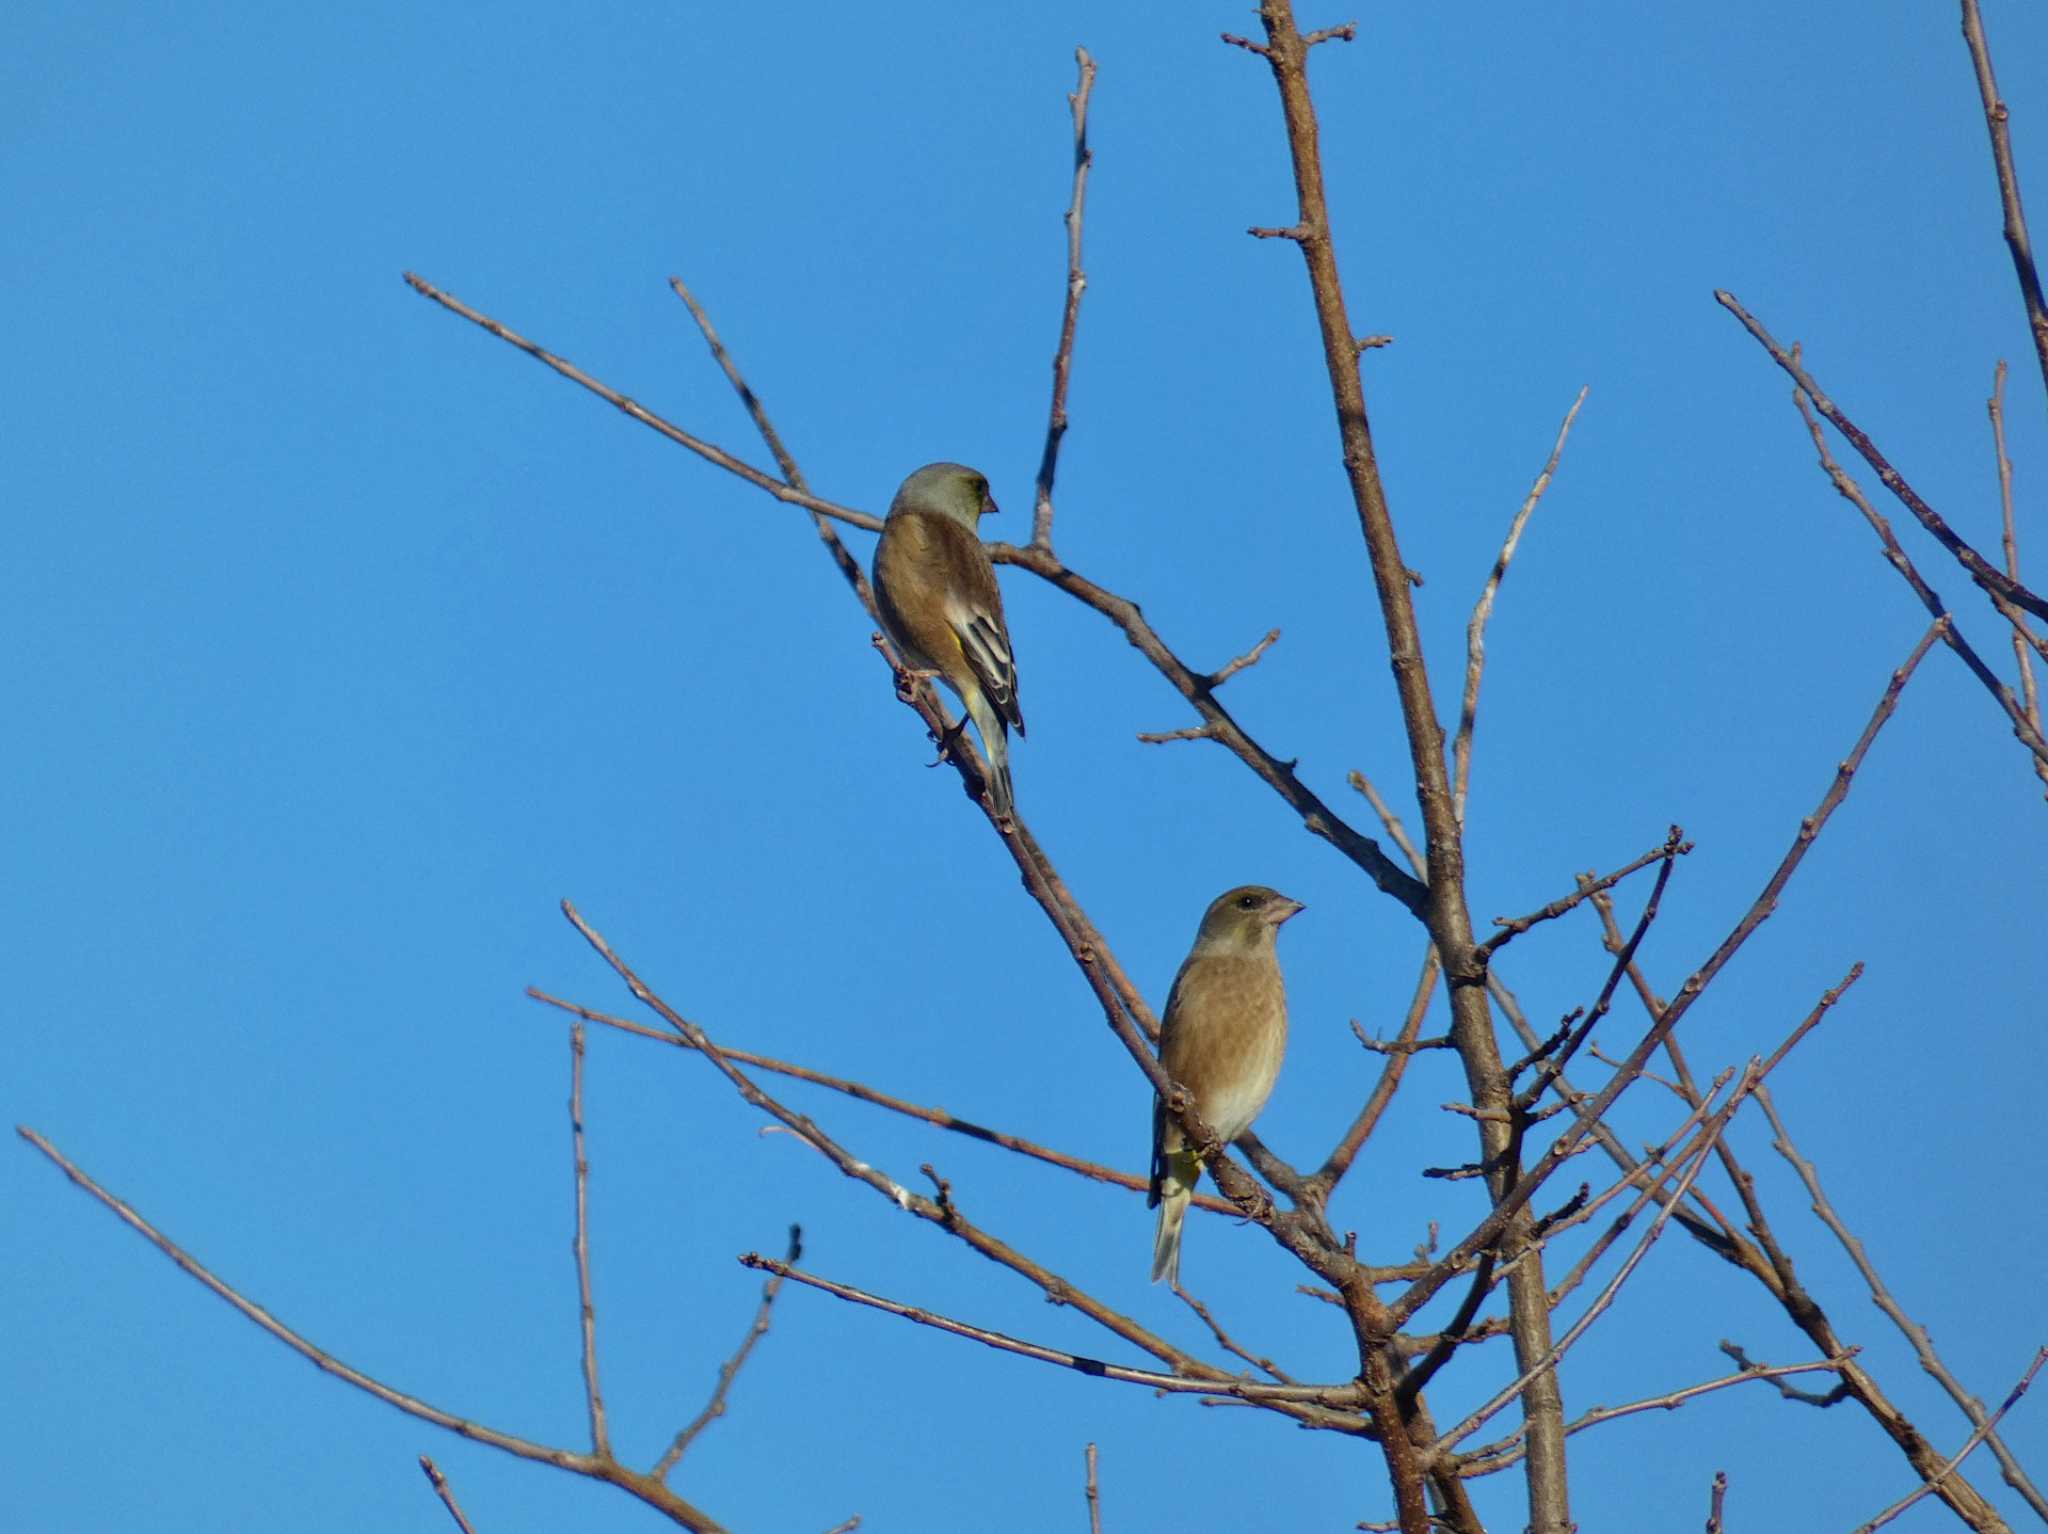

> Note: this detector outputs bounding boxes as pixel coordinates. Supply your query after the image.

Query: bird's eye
[1238,894,1259,910]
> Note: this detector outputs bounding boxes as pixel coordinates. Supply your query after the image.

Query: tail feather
[1149,1146,1201,1284]
[967,692,1015,818]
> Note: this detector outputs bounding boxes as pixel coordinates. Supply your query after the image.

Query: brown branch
[1349,770,1426,875]
[1084,1444,1102,1534]
[1756,1086,2048,1520]
[1032,48,1096,550]
[654,1224,802,1479]
[1782,372,2048,768]
[528,988,1237,1217]
[738,1253,1370,1412]
[1135,724,1217,746]
[1707,1471,1728,1534]
[1434,1071,1755,1453]
[1234,10,1584,1517]
[557,906,1361,1432]
[1212,627,1282,686]
[1719,1342,1852,1408]
[1850,1348,2048,1534]
[1315,941,1440,1191]
[1393,616,1946,1330]
[1988,361,2048,796]
[1961,0,2048,408]
[666,277,874,611]
[1452,1354,1856,1478]
[419,1457,481,1534]
[1454,387,1588,821]
[1173,1283,1299,1384]
[569,1024,609,1457]
[16,1126,733,1534]
[1716,289,2048,623]
[404,272,875,536]
[1479,827,1689,961]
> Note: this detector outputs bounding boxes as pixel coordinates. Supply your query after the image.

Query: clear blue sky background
[7,3,2046,1530]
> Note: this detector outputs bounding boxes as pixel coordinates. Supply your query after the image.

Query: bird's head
[890,462,999,531]
[1191,885,1306,955]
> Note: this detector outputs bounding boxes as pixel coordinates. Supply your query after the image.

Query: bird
[1148,884,1305,1286]
[871,462,1026,818]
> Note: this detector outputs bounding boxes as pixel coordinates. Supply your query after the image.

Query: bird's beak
[983,492,1001,518]
[1269,897,1306,926]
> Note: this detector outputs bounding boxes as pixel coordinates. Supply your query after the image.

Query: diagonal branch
[1850,1348,2048,1534]
[1716,290,2048,624]
[1756,1086,2048,1521]
[655,1224,802,1478]
[1987,361,2048,796]
[1455,387,1588,822]
[1392,615,1947,1329]
[1960,0,2048,408]
[528,988,1238,1216]
[420,1457,482,1534]
[16,1126,733,1534]
[739,1253,1370,1414]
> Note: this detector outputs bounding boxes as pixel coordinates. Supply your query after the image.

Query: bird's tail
[968,693,1015,819]
[1149,1148,1201,1284]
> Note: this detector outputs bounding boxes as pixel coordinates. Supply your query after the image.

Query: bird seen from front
[1148,884,1305,1286]
[871,462,1026,819]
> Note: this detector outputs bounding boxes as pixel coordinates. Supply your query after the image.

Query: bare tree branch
[1755,1087,2048,1520]
[16,1126,734,1534]
[1988,360,2048,797]
[1715,290,2048,624]
[654,1224,802,1479]
[1850,1348,2048,1534]
[1084,1443,1102,1534]
[1032,48,1096,550]
[568,1024,609,1458]
[420,1456,482,1534]
[737,1253,1372,1413]
[1454,387,1588,822]
[1960,0,2048,407]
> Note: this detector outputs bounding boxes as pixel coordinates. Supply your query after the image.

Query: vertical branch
[570,1023,610,1459]
[1033,48,1097,550]
[1988,361,2048,796]
[1083,1443,1102,1534]
[1960,0,2048,406]
[1233,6,1567,1529]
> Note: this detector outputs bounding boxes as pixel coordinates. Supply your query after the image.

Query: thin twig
[528,988,1237,1217]
[405,273,873,535]
[1173,1283,1298,1383]
[1212,627,1282,686]
[667,276,874,608]
[738,1253,1368,1410]
[1453,1356,1855,1477]
[1719,1342,1851,1409]
[419,1457,481,1534]
[1850,1348,2048,1534]
[1988,360,2048,796]
[1316,942,1441,1191]
[16,1126,732,1533]
[1961,0,2048,408]
[1479,827,1689,960]
[1454,387,1587,822]
[557,906,1362,1433]
[1032,48,1096,550]
[1084,1443,1103,1534]
[1392,616,1946,1329]
[1707,1471,1728,1534]
[1784,375,2048,766]
[1757,1086,2048,1519]
[1716,290,2048,624]
[1435,1069,1758,1451]
[655,1225,802,1478]
[569,1024,609,1458]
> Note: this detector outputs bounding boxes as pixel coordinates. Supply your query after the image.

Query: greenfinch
[871,463,1025,818]
[1148,885,1304,1285]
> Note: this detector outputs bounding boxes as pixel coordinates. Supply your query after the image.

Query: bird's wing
[930,518,1026,735]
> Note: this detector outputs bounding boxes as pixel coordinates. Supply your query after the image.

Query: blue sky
[7,3,2046,1530]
